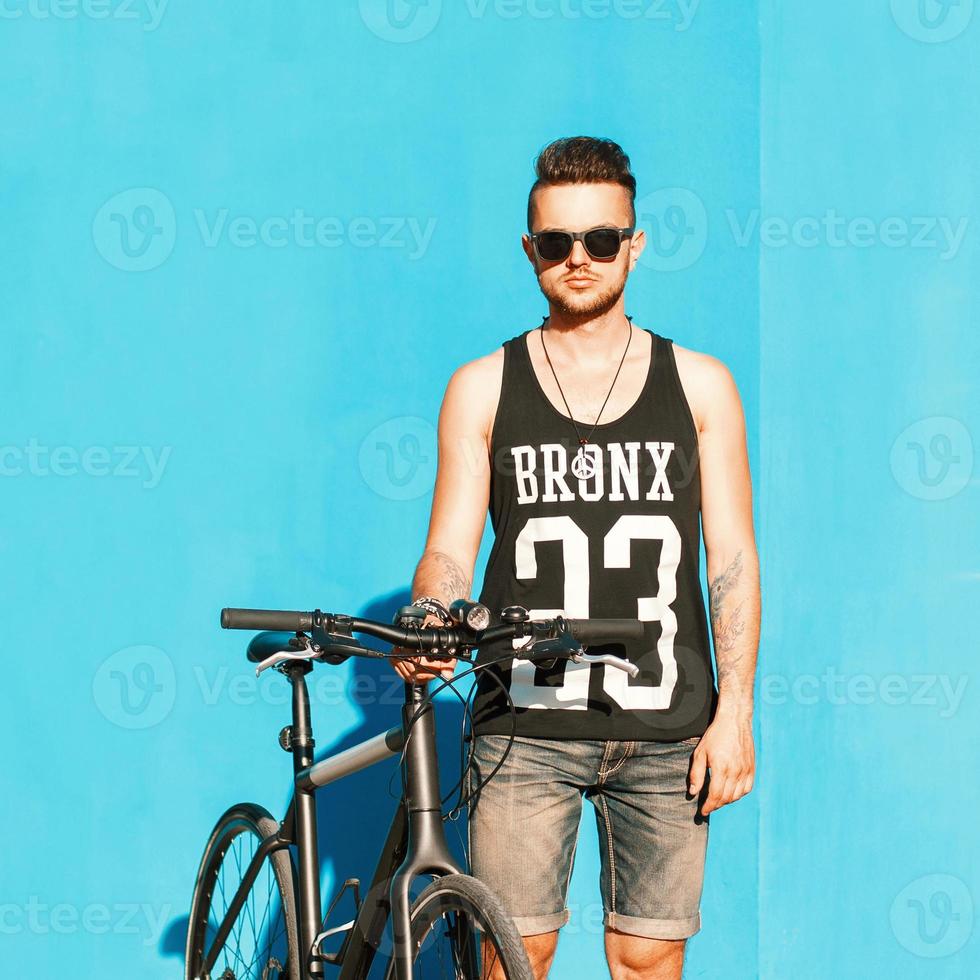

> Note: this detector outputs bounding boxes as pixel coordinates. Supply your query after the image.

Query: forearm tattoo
[709,550,747,681]
[421,550,471,603]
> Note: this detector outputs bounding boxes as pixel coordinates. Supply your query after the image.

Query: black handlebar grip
[567,618,644,644]
[220,608,314,631]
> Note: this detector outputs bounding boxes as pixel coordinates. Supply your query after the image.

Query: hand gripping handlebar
[220,603,644,678]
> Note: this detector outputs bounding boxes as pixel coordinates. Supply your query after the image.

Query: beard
[537,261,629,324]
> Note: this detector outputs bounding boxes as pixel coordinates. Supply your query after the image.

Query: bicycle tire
[384,873,533,980]
[185,802,300,980]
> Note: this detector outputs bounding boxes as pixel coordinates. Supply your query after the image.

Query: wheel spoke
[188,817,295,980]
[391,881,528,980]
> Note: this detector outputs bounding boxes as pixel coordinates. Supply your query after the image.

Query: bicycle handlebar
[221,608,314,631]
[563,618,642,644]
[221,605,642,650]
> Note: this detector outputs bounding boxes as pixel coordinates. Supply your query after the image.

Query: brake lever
[570,650,640,678]
[254,629,449,677]
[515,619,640,678]
[254,636,318,676]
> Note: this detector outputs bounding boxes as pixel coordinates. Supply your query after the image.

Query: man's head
[524,136,645,321]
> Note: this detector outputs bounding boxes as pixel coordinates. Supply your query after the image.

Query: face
[523,182,646,320]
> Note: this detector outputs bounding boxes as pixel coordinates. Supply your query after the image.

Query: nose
[567,238,591,267]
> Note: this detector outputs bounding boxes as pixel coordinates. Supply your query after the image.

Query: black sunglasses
[529,226,635,262]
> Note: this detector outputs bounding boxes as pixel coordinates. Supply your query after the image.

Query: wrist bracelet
[412,595,454,624]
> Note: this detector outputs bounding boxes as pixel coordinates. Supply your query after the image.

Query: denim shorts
[466,734,709,940]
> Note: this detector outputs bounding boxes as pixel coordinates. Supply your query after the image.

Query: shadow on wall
[311,590,473,963]
[158,589,474,969]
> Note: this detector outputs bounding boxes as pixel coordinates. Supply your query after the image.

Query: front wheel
[385,873,533,980]
[185,802,300,980]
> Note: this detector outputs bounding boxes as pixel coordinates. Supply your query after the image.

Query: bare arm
[393,354,499,681]
[411,550,473,612]
[709,549,760,716]
[682,354,760,813]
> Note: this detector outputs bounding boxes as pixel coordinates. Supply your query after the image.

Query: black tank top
[472,325,717,741]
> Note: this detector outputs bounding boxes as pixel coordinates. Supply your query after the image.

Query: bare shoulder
[440,343,505,444]
[670,341,742,432]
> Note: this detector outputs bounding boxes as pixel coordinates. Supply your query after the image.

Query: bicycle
[184,599,643,980]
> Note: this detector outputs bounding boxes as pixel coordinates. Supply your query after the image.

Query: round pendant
[571,446,596,480]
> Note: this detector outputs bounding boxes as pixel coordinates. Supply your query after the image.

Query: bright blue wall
[758,2,978,977]
[9,2,972,978]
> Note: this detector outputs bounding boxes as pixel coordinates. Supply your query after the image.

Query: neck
[541,304,632,366]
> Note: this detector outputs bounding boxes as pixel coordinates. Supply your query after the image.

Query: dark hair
[527,136,637,231]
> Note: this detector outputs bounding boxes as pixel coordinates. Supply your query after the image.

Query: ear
[627,227,646,272]
[521,233,539,271]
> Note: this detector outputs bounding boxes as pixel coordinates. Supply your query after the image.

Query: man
[392,136,760,980]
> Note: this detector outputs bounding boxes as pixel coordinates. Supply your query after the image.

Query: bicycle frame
[200,660,469,980]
